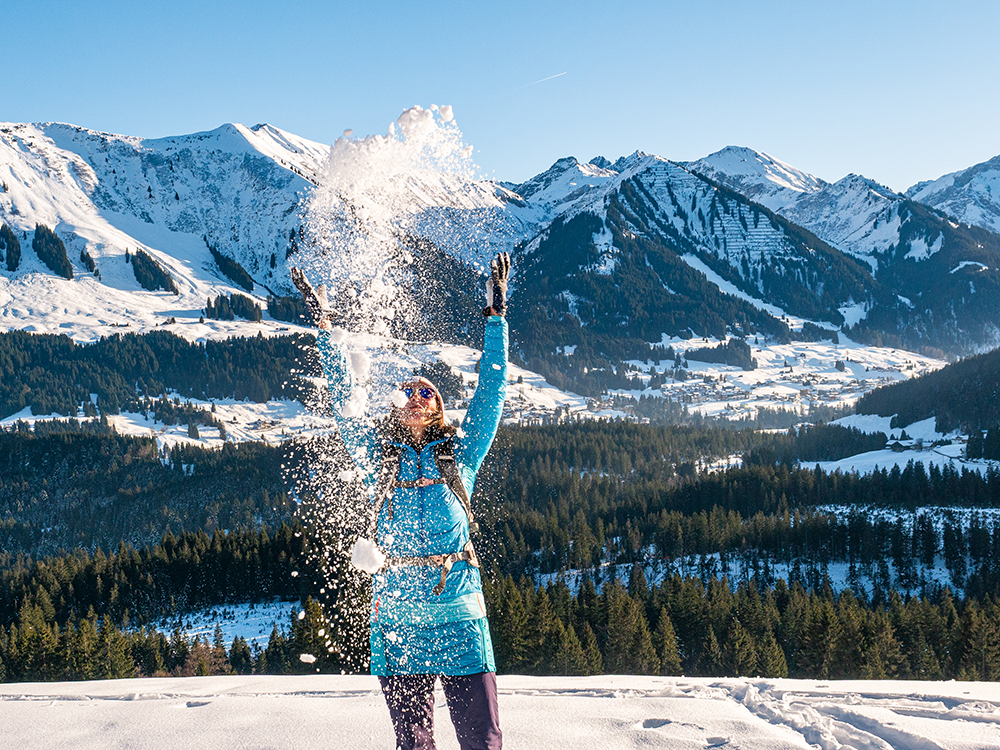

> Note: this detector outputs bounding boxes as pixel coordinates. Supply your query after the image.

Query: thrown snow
[350,537,386,574]
[3,675,1000,749]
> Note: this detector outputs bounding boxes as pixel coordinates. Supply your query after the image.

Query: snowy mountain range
[1,117,999,375]
[906,153,1000,235]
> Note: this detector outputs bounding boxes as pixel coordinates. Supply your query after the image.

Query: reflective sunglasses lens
[419,388,436,400]
[403,388,414,398]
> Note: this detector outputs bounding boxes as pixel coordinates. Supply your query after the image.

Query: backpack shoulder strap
[434,438,479,535]
[370,443,403,537]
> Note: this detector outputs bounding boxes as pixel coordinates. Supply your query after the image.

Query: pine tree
[525,587,557,674]
[261,623,290,675]
[729,619,758,677]
[229,635,254,675]
[862,611,904,679]
[550,620,590,676]
[292,597,333,673]
[956,604,1000,681]
[602,583,659,674]
[701,625,724,676]
[799,598,841,678]
[96,618,134,679]
[654,607,682,676]
[758,631,788,678]
[579,621,603,675]
[211,625,232,675]
[491,576,528,672]
[66,615,99,680]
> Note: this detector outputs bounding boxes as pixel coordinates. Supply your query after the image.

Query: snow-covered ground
[152,600,298,648]
[3,674,1000,749]
[620,332,943,422]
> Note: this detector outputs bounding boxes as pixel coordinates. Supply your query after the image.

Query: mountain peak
[688,146,826,196]
[906,153,1000,236]
[514,156,616,201]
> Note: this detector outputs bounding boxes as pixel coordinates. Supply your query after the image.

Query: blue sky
[5,0,998,191]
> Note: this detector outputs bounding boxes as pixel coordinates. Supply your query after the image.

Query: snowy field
[2,674,1000,749]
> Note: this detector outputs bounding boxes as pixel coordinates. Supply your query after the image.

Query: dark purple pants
[378,672,502,750]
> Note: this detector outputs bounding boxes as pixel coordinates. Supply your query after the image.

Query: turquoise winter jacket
[317,316,508,675]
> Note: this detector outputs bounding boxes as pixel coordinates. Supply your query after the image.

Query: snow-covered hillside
[3,673,999,750]
[3,114,997,438]
[0,115,513,342]
[686,145,826,211]
[689,147,929,270]
[907,152,1000,235]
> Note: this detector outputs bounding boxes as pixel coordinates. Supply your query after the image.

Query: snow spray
[283,106,509,672]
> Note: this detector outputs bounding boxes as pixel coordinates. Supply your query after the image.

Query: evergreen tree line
[127,248,179,294]
[0,592,358,683]
[0,329,320,420]
[8,526,1000,683]
[0,419,983,569]
[0,429,294,555]
[856,344,1000,434]
[205,293,263,322]
[485,570,1000,681]
[0,525,306,629]
[1,222,21,272]
[265,293,308,324]
[475,424,1000,582]
[3,420,1000,681]
[206,240,254,292]
[32,224,73,279]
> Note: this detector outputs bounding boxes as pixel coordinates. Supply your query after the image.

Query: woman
[292,253,510,750]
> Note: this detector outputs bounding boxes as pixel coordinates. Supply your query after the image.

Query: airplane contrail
[518,72,568,89]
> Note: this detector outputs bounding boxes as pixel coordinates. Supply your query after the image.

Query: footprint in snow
[642,719,672,729]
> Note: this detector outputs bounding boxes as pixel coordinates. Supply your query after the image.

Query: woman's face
[396,381,440,429]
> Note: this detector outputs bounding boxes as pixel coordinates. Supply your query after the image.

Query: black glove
[483,252,511,317]
[290,267,335,327]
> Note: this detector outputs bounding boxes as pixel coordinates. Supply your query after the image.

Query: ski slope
[2,674,999,749]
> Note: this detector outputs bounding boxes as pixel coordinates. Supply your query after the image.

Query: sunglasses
[403,386,437,401]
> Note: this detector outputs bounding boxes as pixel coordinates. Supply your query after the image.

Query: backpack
[369,437,478,538]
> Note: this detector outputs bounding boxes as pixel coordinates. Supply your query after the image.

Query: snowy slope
[686,145,826,212]
[0,118,513,343]
[3,674,1000,750]
[686,146,988,273]
[517,152,878,332]
[511,155,620,218]
[907,152,1000,235]
[688,147,912,269]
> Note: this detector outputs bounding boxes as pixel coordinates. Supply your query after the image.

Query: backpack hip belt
[385,540,480,596]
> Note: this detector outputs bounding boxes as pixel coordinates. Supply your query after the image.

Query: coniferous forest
[2,414,1000,683]
[4,331,1000,683]
[0,329,319,419]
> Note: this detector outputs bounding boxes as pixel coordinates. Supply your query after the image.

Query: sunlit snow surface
[3,674,1000,749]
[152,600,297,648]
